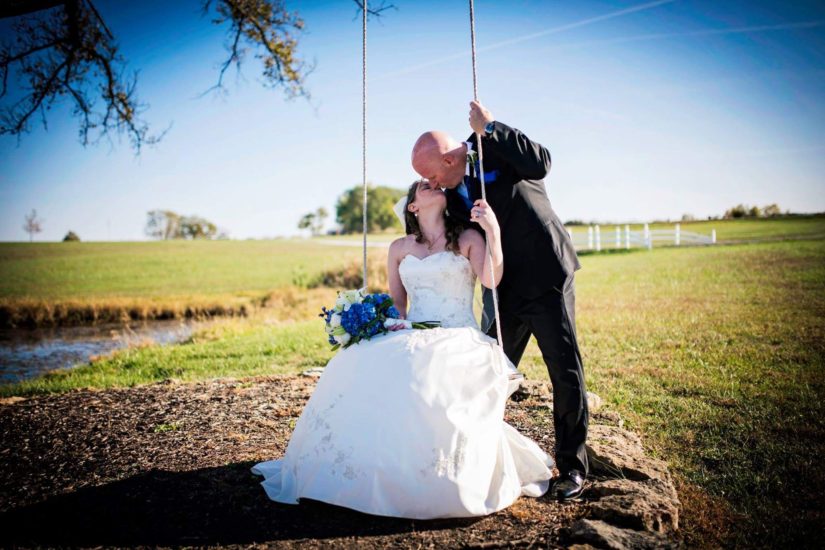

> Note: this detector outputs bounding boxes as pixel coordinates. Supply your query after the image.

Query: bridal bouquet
[320,288,440,350]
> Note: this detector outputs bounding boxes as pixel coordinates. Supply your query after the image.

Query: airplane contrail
[375,0,677,80]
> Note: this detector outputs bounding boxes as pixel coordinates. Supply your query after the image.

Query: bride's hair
[404,179,466,254]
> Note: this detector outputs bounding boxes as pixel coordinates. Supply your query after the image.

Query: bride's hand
[470,199,499,235]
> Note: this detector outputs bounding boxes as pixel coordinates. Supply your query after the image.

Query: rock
[593,409,624,428]
[519,379,553,401]
[0,396,27,406]
[587,391,603,412]
[568,519,679,549]
[586,425,671,483]
[586,478,680,534]
[300,367,325,378]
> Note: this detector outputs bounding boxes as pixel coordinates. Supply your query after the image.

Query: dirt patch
[0,375,592,548]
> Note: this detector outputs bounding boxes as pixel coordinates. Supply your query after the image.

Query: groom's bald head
[411,131,465,190]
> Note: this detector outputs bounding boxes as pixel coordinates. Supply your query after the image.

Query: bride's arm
[387,238,408,319]
[464,199,503,289]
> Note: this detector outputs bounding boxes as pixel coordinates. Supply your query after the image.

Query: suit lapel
[467,167,479,204]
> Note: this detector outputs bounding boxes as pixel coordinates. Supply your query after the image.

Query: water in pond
[0,319,206,384]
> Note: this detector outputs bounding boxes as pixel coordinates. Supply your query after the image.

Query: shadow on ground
[1,461,481,546]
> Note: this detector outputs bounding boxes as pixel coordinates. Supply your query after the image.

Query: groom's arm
[468,100,551,181]
[481,121,552,181]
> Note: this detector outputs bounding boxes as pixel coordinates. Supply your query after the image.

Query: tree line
[298,184,406,236]
[144,210,228,240]
[722,203,783,219]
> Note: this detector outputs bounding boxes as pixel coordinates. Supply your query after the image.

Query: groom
[411,101,588,500]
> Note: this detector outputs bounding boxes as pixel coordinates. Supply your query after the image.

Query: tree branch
[352,0,397,19]
[197,0,314,101]
[0,0,166,155]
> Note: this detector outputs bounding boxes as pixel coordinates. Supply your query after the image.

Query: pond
[0,319,206,384]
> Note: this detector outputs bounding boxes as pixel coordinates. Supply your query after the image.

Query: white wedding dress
[251,250,554,519]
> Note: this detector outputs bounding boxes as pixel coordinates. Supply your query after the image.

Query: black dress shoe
[509,385,530,402]
[551,470,585,500]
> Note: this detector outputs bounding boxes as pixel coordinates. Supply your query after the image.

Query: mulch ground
[0,375,590,549]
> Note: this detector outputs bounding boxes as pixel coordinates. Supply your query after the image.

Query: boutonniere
[466,149,479,177]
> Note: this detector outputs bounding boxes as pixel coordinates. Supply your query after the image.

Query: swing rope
[359,0,506,355]
[469,0,504,350]
[361,0,369,290]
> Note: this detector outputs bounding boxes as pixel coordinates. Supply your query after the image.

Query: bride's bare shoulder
[458,227,484,247]
[389,235,415,259]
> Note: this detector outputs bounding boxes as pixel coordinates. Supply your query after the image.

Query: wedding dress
[251,250,554,518]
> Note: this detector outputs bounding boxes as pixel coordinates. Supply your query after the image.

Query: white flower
[333,332,351,345]
[336,289,362,310]
[330,313,342,328]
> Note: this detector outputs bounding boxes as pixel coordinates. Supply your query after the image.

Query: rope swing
[469,0,504,350]
[361,0,369,290]
[358,0,505,352]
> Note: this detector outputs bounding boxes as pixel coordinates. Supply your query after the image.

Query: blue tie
[457,176,473,209]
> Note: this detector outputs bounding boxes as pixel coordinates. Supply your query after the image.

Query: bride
[251,178,555,519]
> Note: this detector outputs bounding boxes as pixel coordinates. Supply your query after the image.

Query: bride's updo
[404,179,466,254]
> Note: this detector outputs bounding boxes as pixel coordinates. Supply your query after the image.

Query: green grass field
[2,216,822,304]
[1,217,824,547]
[0,239,365,299]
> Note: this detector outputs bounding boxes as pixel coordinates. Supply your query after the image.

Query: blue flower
[341,302,377,335]
[364,292,390,307]
[387,305,400,318]
[319,306,334,324]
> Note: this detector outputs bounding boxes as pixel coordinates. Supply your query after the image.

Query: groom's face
[413,152,464,191]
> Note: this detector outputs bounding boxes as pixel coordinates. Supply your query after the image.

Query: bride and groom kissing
[251,101,589,519]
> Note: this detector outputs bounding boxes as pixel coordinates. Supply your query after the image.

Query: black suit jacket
[445,121,581,300]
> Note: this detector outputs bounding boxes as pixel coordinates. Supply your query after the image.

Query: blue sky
[1,0,823,241]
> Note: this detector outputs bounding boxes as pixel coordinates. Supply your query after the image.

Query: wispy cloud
[541,19,825,52]
[374,0,677,80]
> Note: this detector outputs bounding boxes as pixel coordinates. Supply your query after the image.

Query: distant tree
[23,208,43,241]
[724,204,748,219]
[297,212,316,235]
[336,184,405,234]
[681,213,695,222]
[763,203,781,217]
[145,209,182,240]
[145,210,219,239]
[63,230,80,241]
[179,215,218,239]
[748,205,762,218]
[314,206,328,234]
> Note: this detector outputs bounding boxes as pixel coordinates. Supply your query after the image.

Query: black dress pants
[483,275,589,476]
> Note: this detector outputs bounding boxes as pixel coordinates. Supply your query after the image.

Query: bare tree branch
[352,0,397,19]
[0,0,378,155]
[196,0,315,101]
[0,0,166,155]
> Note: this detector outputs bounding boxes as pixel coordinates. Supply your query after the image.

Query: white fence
[567,223,716,251]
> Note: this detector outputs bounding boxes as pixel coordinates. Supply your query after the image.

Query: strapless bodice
[398,250,478,329]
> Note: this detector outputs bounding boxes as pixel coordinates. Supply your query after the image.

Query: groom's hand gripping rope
[469,100,494,135]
